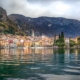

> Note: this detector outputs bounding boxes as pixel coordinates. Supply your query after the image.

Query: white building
[65,38,70,48]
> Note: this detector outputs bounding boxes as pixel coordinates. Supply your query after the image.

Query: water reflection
[0,48,80,80]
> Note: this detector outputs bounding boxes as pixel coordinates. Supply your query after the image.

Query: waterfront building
[65,38,70,48]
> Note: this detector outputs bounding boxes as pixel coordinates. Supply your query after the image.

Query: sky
[0,0,80,20]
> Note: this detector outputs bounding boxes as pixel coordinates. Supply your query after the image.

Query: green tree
[54,32,65,47]
[54,34,56,43]
[59,34,61,41]
[77,37,80,44]
[70,40,76,47]
[60,32,64,42]
[0,26,4,34]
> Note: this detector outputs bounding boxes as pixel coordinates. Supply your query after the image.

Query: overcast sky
[0,0,80,20]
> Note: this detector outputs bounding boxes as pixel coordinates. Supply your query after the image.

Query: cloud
[0,0,80,20]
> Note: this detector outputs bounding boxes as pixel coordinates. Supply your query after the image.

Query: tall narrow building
[32,30,35,37]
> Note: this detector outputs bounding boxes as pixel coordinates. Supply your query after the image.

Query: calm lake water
[0,48,80,80]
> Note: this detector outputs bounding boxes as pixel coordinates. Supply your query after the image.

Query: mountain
[9,14,42,36]
[9,14,80,37]
[0,7,24,35]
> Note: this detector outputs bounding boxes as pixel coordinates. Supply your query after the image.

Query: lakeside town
[0,1,80,80]
[0,31,80,49]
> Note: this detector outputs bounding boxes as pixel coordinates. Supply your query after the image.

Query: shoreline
[0,46,80,49]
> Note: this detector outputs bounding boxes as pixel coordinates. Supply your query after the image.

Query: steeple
[32,29,35,37]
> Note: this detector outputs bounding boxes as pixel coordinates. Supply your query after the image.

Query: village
[0,33,79,48]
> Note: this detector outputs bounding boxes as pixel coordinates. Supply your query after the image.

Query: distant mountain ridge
[9,14,80,37]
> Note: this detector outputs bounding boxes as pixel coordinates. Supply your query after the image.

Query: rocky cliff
[0,7,24,35]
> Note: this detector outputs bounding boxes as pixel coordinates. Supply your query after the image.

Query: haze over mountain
[9,14,80,37]
[1,0,80,20]
[0,0,80,37]
[0,6,80,37]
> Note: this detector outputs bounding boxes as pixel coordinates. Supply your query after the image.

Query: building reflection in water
[64,49,70,64]
[0,48,79,65]
[75,49,78,62]
[0,48,80,79]
[0,48,54,64]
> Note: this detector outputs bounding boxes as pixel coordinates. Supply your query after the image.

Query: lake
[0,48,80,80]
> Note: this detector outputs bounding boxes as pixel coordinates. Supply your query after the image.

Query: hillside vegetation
[0,7,24,35]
